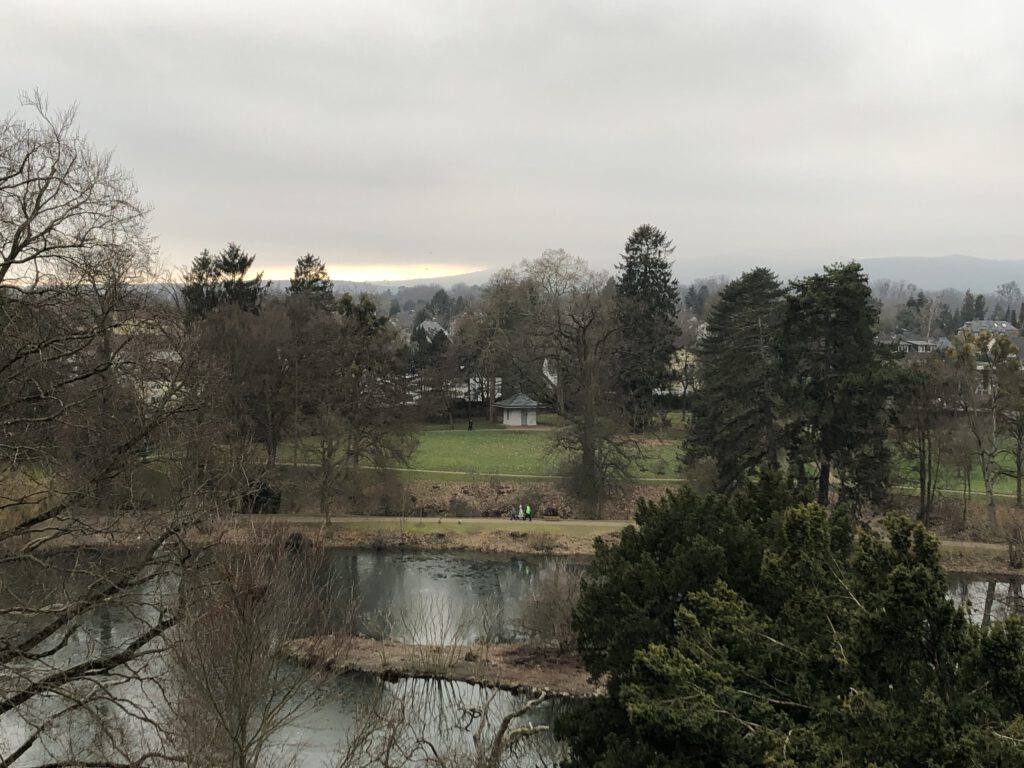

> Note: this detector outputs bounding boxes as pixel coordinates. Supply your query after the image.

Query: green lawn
[281,422,687,481]
[409,428,562,475]
[890,439,1024,499]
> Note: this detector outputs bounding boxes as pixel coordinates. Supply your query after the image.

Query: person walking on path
[525,503,532,521]
[518,504,524,520]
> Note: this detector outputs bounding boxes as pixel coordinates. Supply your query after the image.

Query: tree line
[1,92,563,767]
[176,225,682,515]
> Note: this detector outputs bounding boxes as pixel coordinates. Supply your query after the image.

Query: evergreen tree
[961,290,974,325]
[426,288,454,327]
[181,249,222,321]
[974,293,988,320]
[688,268,786,489]
[287,253,333,301]
[684,284,710,318]
[216,242,267,313]
[937,302,955,334]
[565,485,1024,767]
[614,224,680,432]
[782,262,892,504]
[182,243,267,319]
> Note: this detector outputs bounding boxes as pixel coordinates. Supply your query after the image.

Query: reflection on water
[0,549,576,767]
[274,673,569,767]
[947,574,1024,626]
[320,550,580,643]
[5,547,1024,767]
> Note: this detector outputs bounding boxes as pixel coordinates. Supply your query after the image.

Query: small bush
[241,481,281,514]
[519,562,582,653]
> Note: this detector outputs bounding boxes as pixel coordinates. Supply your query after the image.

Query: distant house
[892,335,950,355]
[960,319,1018,336]
[495,393,539,427]
[416,319,449,342]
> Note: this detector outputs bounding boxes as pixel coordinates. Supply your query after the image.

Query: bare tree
[522,251,638,514]
[163,530,352,768]
[0,91,215,767]
[0,90,150,287]
[949,332,1016,528]
[297,294,414,521]
[519,563,582,653]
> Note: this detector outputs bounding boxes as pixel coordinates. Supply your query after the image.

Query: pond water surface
[2,548,1020,767]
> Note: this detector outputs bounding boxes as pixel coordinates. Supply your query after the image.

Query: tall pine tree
[615,224,680,432]
[181,250,221,321]
[181,243,268,319]
[689,268,786,489]
[216,242,267,313]
[782,262,892,504]
[287,253,334,302]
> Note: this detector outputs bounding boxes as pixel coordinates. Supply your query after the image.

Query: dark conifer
[615,224,680,432]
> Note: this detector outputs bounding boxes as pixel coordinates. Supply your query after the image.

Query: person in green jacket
[525,503,532,521]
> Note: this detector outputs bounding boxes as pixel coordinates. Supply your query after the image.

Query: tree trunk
[982,580,996,628]
[980,452,997,529]
[963,462,971,527]
[1016,445,1023,508]
[817,461,831,505]
[319,457,331,523]
[918,432,928,523]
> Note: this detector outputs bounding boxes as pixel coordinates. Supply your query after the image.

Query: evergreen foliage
[564,482,1024,767]
[181,242,268,318]
[287,253,334,302]
[688,268,785,490]
[181,250,221,320]
[615,224,680,432]
[689,263,893,503]
[783,262,893,504]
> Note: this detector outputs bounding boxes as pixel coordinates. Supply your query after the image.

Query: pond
[947,573,1024,626]
[4,547,1019,767]
[0,548,577,767]
[319,549,581,642]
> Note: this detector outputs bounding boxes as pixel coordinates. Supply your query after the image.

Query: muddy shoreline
[285,635,603,698]
[10,512,1021,576]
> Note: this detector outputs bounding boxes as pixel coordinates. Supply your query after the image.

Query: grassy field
[891,443,1024,499]
[410,429,681,479]
[282,421,686,482]
[409,428,559,475]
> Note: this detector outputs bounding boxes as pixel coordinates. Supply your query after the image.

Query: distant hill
[369,268,496,289]
[677,255,1024,292]
[316,269,496,296]
[855,255,1024,291]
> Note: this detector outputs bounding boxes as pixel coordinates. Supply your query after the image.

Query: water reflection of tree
[336,676,566,768]
[164,532,353,768]
[947,575,1024,626]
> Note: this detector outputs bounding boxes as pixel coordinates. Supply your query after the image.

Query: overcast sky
[4,0,1024,282]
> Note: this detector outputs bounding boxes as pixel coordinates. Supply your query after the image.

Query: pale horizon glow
[261,262,485,283]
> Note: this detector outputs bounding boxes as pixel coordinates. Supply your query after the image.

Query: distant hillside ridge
[262,268,497,295]
[855,255,1024,292]
[674,255,1024,292]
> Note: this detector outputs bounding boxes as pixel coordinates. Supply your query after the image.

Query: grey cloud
[4,0,1024,280]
